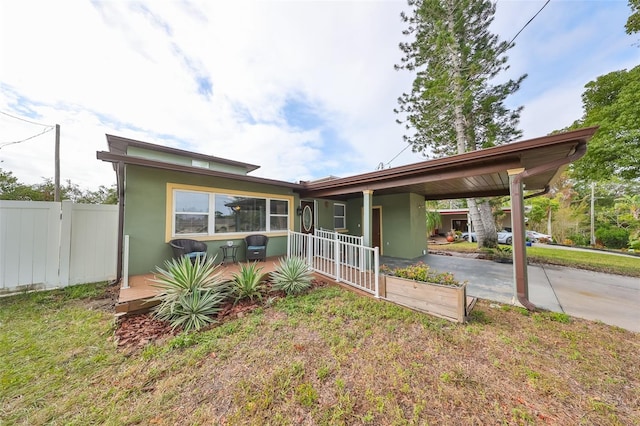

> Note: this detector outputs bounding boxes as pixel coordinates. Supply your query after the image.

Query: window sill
[168,231,289,243]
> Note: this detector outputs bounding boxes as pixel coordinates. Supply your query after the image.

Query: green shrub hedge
[595,226,630,249]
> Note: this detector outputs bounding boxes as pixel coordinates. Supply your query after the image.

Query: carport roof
[299,127,598,200]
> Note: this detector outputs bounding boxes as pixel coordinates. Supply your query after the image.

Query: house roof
[298,127,598,200]
[104,134,261,173]
[97,127,597,200]
[97,135,304,190]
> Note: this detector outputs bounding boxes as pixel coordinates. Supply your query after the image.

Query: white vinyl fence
[0,200,118,294]
[288,230,379,296]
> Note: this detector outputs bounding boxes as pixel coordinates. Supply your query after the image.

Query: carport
[300,127,598,309]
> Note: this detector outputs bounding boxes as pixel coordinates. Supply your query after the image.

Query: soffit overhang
[299,127,598,200]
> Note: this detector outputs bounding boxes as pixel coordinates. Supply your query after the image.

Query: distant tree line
[0,168,117,204]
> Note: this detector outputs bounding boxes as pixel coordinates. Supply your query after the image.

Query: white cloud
[1,0,638,190]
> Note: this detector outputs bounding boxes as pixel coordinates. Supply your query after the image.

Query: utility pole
[54,124,60,202]
[590,182,595,245]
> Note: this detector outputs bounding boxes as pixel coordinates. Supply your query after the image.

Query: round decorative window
[302,205,313,232]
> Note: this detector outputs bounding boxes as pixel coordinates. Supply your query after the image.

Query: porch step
[115,298,159,315]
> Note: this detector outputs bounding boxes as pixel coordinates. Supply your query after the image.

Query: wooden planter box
[380,274,469,323]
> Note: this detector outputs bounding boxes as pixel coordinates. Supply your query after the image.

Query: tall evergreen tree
[395,0,526,247]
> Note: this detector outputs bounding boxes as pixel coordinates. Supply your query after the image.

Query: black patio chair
[169,239,208,263]
[244,234,268,261]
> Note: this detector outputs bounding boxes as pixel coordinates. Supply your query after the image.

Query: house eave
[105,134,261,173]
[96,151,304,191]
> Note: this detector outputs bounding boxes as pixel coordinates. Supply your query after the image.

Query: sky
[1,0,638,190]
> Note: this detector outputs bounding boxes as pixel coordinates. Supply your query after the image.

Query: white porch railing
[315,228,364,246]
[288,230,379,297]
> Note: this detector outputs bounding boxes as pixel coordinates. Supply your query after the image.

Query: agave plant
[270,256,314,295]
[231,262,266,304]
[155,289,228,332]
[149,254,230,332]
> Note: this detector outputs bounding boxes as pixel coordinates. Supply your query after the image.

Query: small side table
[220,245,239,264]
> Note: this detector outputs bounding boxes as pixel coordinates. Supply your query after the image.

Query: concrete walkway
[381,254,640,333]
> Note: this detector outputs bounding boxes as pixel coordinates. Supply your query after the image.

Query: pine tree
[395,0,526,247]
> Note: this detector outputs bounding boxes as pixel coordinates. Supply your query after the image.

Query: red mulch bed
[113,281,326,351]
[114,314,178,349]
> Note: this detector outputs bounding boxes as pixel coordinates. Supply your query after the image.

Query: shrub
[270,257,314,295]
[568,233,589,246]
[629,239,640,251]
[595,227,630,249]
[150,255,230,332]
[479,245,512,261]
[231,262,266,304]
[494,245,512,256]
[380,262,463,287]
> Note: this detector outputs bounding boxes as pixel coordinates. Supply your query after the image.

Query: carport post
[508,168,535,310]
[362,190,373,247]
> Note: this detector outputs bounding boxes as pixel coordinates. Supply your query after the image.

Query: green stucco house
[98,127,598,310]
[97,134,427,278]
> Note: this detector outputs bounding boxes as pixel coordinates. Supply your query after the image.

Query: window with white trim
[334,203,346,229]
[175,190,210,234]
[173,189,289,236]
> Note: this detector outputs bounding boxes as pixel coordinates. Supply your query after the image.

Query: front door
[372,207,382,252]
[300,201,314,234]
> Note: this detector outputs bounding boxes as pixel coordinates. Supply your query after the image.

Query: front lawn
[435,242,640,277]
[1,282,639,425]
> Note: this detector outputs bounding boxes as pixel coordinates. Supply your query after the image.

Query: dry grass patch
[1,283,639,425]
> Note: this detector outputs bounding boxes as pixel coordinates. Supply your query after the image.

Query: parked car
[460,231,513,245]
[497,231,513,245]
[526,230,552,243]
[460,231,477,242]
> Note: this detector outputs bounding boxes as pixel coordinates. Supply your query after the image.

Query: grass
[438,241,640,277]
[1,282,639,425]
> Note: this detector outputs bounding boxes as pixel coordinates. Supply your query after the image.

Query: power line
[382,143,413,170]
[0,126,54,150]
[0,110,53,127]
[505,0,551,48]
[462,0,551,82]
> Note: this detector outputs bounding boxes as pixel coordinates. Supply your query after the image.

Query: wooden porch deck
[116,256,284,314]
[115,256,474,322]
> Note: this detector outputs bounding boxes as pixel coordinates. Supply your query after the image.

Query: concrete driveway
[381,253,640,332]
